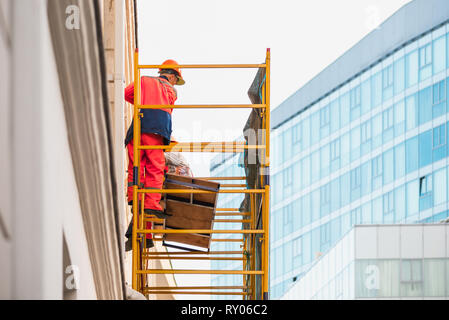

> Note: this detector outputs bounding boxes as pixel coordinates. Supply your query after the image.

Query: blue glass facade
[270,24,449,299]
[209,153,246,300]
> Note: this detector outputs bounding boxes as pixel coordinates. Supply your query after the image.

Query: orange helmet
[159,59,185,86]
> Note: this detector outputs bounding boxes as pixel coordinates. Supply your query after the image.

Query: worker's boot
[125,235,154,252]
[144,208,172,219]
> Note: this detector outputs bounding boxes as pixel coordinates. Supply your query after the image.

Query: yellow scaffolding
[131,49,271,300]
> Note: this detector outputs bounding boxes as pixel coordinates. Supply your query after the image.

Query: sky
[137,0,412,300]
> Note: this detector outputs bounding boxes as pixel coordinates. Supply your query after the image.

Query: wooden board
[161,174,220,250]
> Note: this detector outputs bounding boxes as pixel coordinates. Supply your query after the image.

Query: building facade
[270,0,449,299]
[282,225,449,300]
[209,152,246,300]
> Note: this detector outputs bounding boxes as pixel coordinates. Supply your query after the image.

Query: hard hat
[159,59,185,86]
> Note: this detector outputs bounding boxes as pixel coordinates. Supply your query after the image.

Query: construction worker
[124,59,185,251]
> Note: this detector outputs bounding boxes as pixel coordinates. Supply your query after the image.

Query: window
[351,167,361,190]
[283,166,293,198]
[351,126,360,162]
[382,64,394,101]
[350,85,361,120]
[371,71,382,107]
[293,237,302,268]
[330,99,340,133]
[433,124,446,149]
[361,120,371,156]
[432,80,446,118]
[394,100,405,137]
[361,79,371,114]
[383,107,394,143]
[351,207,362,226]
[405,136,419,174]
[311,111,320,144]
[330,139,340,161]
[394,57,405,94]
[372,113,382,149]
[406,50,419,88]
[292,123,302,153]
[283,204,293,235]
[340,92,350,128]
[433,35,446,74]
[383,149,394,186]
[321,144,330,179]
[419,43,432,80]
[383,191,394,223]
[320,105,330,138]
[320,222,331,252]
[405,93,418,131]
[419,130,432,168]
[321,183,330,218]
[401,260,423,297]
[419,174,433,211]
[372,155,383,191]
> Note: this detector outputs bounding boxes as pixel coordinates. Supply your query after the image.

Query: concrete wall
[0,0,96,299]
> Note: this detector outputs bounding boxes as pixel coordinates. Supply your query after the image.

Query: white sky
[137,0,411,300]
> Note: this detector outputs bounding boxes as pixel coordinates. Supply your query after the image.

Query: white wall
[0,0,12,300]
[7,0,96,299]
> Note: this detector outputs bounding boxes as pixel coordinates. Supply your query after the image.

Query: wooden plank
[165,200,214,230]
[164,233,211,249]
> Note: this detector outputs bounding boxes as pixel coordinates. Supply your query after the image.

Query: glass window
[283,166,293,197]
[302,194,311,226]
[341,212,351,235]
[406,136,419,174]
[351,206,361,226]
[383,190,395,223]
[283,128,292,163]
[302,232,311,264]
[419,174,433,211]
[371,71,382,108]
[401,260,423,297]
[320,222,331,252]
[293,236,303,269]
[406,50,419,88]
[432,80,446,119]
[293,161,301,193]
[372,155,383,191]
[311,189,320,222]
[383,64,394,101]
[361,202,372,224]
[419,43,432,81]
[406,179,419,220]
[320,183,330,218]
[330,98,340,133]
[395,185,406,222]
[433,123,447,162]
[283,203,293,235]
[423,259,447,297]
[405,93,418,131]
[361,120,371,156]
[394,100,405,137]
[273,209,283,241]
[361,160,372,196]
[301,156,310,189]
[302,117,310,150]
[330,216,341,244]
[321,144,330,179]
[383,107,394,143]
[394,142,405,179]
[394,57,405,95]
[340,172,350,207]
[340,92,350,128]
[361,79,371,114]
[274,247,283,277]
[419,130,432,168]
[355,260,400,298]
[283,241,293,274]
[330,178,340,213]
[383,148,394,186]
[351,126,360,162]
[433,168,447,206]
[320,105,330,139]
[311,111,320,145]
[292,123,302,155]
[292,197,302,230]
[372,113,382,150]
[273,172,283,204]
[330,138,340,172]
[311,150,320,183]
[433,35,446,74]
[418,86,432,125]
[350,167,361,202]
[341,132,350,167]
[350,85,361,120]
[372,196,382,224]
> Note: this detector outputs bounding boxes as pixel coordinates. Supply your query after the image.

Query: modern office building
[209,152,246,300]
[270,0,449,299]
[281,224,449,300]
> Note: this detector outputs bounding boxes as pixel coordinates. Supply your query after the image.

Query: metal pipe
[137,189,265,194]
[136,270,264,275]
[138,63,266,69]
[140,104,265,109]
[136,229,264,234]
